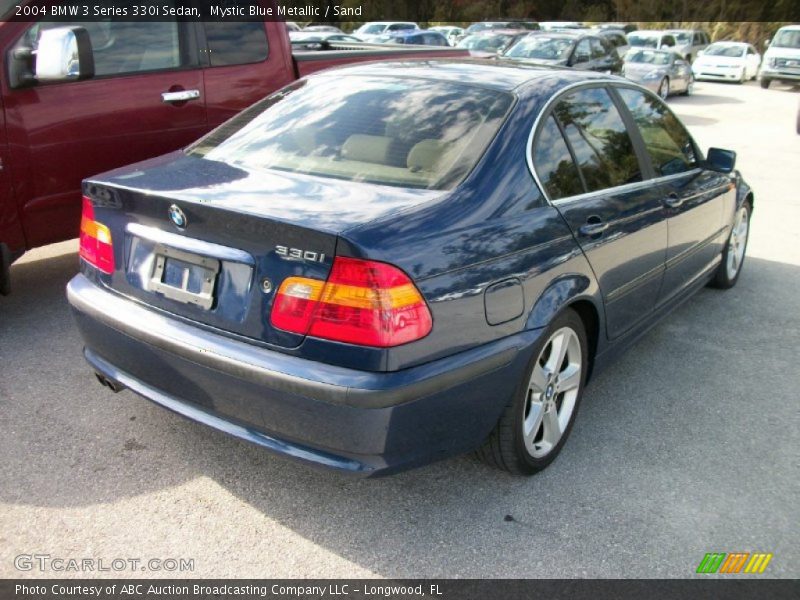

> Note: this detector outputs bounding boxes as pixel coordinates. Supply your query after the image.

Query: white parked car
[353,22,419,42]
[692,42,761,83]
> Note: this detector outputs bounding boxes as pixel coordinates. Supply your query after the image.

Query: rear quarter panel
[341,92,602,370]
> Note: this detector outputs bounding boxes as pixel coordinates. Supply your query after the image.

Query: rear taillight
[79,196,114,274]
[270,257,432,348]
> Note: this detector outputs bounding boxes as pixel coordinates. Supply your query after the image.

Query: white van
[760,25,800,88]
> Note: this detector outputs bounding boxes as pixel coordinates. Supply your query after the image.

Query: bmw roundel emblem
[168,204,187,229]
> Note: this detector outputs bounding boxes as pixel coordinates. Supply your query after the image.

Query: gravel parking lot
[1,80,798,579]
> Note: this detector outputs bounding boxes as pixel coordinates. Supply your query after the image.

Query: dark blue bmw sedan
[67,60,753,476]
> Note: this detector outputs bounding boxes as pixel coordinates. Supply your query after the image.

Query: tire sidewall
[512,308,588,472]
[718,202,751,287]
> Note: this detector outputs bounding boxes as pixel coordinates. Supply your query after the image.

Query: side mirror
[706,147,736,173]
[763,39,771,49]
[35,27,94,83]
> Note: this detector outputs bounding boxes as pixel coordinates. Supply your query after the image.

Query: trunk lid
[86,152,438,348]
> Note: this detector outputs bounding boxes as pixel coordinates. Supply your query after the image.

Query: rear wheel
[659,77,670,99]
[711,202,751,289]
[477,308,587,475]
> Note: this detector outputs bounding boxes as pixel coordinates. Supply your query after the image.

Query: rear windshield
[188,76,514,190]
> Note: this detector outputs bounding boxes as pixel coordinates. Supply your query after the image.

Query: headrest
[341,134,392,164]
[407,139,450,172]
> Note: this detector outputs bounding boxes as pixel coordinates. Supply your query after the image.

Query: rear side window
[532,116,584,200]
[617,88,699,176]
[204,22,268,66]
[188,76,513,191]
[552,87,642,192]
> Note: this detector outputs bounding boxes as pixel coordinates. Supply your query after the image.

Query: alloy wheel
[726,205,749,280]
[522,327,582,458]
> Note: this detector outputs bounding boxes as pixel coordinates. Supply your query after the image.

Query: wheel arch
[525,274,604,384]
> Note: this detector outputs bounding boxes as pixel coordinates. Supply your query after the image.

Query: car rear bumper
[67,274,537,476]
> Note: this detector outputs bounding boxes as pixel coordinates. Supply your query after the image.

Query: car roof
[630,30,670,36]
[312,58,618,92]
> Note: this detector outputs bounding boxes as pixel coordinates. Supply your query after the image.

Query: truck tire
[0,243,11,296]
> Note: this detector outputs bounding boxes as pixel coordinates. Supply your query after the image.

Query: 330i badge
[67,60,753,476]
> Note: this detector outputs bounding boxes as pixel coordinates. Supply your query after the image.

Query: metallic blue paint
[67,60,752,474]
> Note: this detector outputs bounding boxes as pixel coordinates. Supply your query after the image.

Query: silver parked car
[623,48,694,98]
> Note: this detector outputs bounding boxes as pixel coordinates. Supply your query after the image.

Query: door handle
[579,220,609,237]
[663,193,684,209]
[161,89,201,104]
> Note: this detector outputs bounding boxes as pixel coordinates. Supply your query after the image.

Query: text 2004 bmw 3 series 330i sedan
[67,60,753,477]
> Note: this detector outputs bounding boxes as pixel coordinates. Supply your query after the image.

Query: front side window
[590,38,607,58]
[204,22,268,67]
[188,76,513,191]
[532,116,584,200]
[23,7,185,77]
[573,39,592,62]
[552,87,642,192]
[617,88,699,177]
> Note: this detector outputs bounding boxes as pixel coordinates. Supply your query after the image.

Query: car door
[531,85,668,339]
[200,20,295,128]
[0,92,25,260]
[3,15,207,249]
[615,87,731,307]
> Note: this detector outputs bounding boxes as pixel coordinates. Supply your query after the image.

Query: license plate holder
[147,244,220,310]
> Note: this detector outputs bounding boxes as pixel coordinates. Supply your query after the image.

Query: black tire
[476,308,588,475]
[0,243,11,296]
[659,77,670,99]
[760,78,771,89]
[711,201,751,289]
